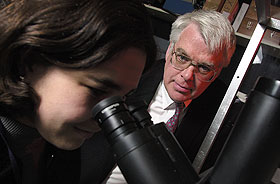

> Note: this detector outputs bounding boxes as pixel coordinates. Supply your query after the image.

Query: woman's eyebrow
[87,75,122,91]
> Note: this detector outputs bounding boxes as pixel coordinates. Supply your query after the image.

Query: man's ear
[165,43,172,62]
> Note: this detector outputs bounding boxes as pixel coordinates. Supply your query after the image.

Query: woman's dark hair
[0,0,157,118]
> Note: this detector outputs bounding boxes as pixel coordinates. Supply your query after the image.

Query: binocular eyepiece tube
[92,96,199,184]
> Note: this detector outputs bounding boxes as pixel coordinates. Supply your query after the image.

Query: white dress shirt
[105,81,191,184]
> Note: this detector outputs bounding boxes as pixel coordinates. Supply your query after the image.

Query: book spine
[232,3,249,32]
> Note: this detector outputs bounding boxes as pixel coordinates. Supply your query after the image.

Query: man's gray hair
[169,10,236,67]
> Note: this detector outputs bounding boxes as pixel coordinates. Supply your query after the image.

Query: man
[107,10,236,183]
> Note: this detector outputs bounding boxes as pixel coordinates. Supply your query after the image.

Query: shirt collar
[159,82,174,110]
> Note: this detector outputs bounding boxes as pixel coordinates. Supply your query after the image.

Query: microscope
[92,77,280,184]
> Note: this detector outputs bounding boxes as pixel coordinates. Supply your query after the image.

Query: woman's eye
[86,86,107,97]
[124,89,136,98]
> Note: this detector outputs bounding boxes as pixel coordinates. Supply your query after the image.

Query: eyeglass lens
[171,52,215,82]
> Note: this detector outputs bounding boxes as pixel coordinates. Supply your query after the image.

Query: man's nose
[181,65,195,81]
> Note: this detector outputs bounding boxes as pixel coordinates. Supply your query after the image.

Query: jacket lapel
[126,59,165,105]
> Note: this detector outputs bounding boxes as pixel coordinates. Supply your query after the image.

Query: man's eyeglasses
[170,50,217,82]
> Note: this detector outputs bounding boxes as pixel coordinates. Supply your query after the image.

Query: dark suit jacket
[127,59,236,172]
[0,118,115,184]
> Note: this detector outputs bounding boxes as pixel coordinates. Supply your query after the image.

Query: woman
[0,0,157,183]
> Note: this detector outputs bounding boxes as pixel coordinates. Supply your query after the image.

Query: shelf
[236,31,280,59]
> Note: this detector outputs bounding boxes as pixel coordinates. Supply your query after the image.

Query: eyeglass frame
[170,47,218,82]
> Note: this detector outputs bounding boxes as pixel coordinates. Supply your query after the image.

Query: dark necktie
[166,103,184,133]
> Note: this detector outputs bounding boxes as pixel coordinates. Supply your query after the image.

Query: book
[237,0,257,37]
[203,0,225,12]
[271,3,280,20]
[220,0,239,23]
[263,29,280,46]
[237,17,258,36]
[262,5,280,46]
[232,3,249,32]
[245,0,257,21]
[237,1,280,47]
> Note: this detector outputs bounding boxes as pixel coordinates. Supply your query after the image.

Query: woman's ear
[17,61,27,81]
[17,50,35,80]
[18,51,49,83]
